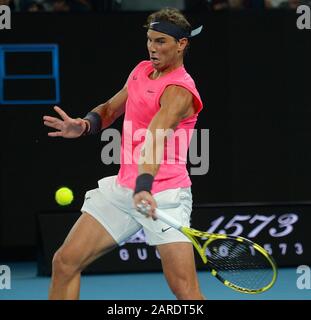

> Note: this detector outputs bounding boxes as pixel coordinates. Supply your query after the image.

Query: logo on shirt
[146,89,155,94]
[133,75,138,80]
[161,227,172,233]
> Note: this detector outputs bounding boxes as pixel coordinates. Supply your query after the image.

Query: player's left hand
[133,191,157,220]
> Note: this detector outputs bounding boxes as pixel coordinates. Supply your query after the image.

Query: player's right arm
[43,85,127,138]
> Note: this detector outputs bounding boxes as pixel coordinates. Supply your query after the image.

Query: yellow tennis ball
[55,187,74,206]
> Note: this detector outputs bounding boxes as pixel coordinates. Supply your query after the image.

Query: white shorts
[81,175,192,246]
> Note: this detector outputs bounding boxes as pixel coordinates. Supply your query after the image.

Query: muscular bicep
[92,85,127,128]
[153,85,195,130]
[103,85,127,119]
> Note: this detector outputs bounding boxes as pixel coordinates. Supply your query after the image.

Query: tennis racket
[137,202,278,294]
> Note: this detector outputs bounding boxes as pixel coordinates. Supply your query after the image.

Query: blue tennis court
[0,262,309,300]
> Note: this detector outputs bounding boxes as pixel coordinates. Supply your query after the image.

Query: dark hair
[145,7,192,35]
[145,8,191,53]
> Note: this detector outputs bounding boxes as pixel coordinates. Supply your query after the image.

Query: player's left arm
[133,85,196,216]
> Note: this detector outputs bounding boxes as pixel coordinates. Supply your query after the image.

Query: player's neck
[151,60,183,79]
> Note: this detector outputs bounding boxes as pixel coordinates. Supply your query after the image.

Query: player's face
[147,30,186,71]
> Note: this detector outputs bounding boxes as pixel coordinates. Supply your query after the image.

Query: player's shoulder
[164,84,193,97]
[180,67,196,85]
[137,60,151,66]
[133,60,151,70]
[128,60,151,78]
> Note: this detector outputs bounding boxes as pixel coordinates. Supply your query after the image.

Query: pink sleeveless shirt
[116,60,203,194]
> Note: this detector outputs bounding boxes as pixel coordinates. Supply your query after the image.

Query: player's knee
[52,247,80,278]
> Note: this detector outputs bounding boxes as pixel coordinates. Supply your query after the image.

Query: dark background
[0,11,310,261]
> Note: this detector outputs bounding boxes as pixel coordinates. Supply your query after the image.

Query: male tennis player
[43,8,204,300]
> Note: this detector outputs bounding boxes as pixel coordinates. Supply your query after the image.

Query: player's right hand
[134,192,157,220]
[43,106,87,138]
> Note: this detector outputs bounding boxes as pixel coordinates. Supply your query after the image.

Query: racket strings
[202,238,275,291]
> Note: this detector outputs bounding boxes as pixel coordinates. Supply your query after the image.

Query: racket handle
[136,202,183,230]
[155,208,183,230]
